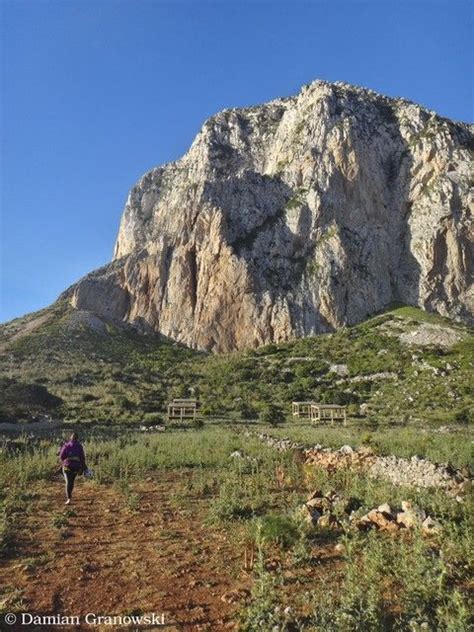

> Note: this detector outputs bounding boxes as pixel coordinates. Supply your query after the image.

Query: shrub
[259,404,286,426]
[252,514,299,549]
[209,489,256,522]
[454,407,472,425]
[237,401,258,420]
[115,395,134,411]
[142,412,163,425]
[239,532,285,631]
[0,505,14,555]
[0,377,63,421]
[81,393,98,402]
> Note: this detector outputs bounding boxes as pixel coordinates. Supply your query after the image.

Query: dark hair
[70,432,79,441]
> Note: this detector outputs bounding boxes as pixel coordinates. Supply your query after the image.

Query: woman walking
[59,432,87,505]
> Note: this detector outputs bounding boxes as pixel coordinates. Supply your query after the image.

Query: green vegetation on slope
[0,302,201,423]
[176,306,473,427]
[0,303,472,427]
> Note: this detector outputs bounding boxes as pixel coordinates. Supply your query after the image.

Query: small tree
[192,417,204,429]
[259,403,286,426]
[454,407,472,425]
[237,400,258,420]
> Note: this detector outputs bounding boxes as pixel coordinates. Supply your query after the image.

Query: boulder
[301,504,321,526]
[339,445,354,455]
[377,503,394,519]
[307,497,331,512]
[421,516,442,535]
[318,513,339,529]
[330,364,349,377]
[396,502,426,529]
[366,509,397,531]
[307,489,324,501]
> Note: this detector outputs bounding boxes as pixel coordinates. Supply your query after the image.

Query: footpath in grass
[0,470,249,631]
[0,426,472,631]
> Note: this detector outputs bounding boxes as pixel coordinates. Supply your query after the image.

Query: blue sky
[1,0,472,323]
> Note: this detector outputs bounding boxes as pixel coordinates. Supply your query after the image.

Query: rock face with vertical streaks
[64,80,473,351]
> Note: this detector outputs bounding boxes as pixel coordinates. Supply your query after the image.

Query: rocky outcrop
[66,80,473,351]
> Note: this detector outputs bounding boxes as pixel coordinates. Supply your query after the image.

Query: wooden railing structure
[167,398,198,422]
[292,401,347,425]
[291,401,313,419]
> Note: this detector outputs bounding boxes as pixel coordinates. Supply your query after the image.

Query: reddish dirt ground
[0,471,251,631]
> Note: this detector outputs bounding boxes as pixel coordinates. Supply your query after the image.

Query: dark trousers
[63,469,78,500]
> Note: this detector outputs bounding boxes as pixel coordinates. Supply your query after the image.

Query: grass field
[1,422,472,631]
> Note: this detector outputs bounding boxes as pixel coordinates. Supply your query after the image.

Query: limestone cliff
[66,80,474,351]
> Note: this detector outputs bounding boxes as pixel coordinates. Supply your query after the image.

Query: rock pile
[397,323,463,349]
[139,424,165,432]
[368,455,470,495]
[256,433,305,453]
[301,492,442,536]
[301,489,361,528]
[304,444,377,471]
[255,432,472,496]
[357,501,442,535]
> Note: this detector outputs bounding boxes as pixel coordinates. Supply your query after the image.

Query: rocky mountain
[64,80,473,352]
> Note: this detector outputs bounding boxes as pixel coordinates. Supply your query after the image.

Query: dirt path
[0,471,250,631]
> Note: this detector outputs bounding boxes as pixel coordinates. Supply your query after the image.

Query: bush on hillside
[259,403,286,426]
[237,400,258,420]
[0,377,63,422]
[454,407,473,425]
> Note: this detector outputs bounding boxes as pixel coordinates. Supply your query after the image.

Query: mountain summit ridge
[66,79,472,351]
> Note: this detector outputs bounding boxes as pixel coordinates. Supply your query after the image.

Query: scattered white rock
[330,364,349,377]
[421,516,442,535]
[339,445,354,454]
[377,503,393,517]
[398,323,463,349]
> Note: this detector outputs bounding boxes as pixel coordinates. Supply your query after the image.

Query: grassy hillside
[178,306,473,427]
[0,302,472,426]
[0,302,200,423]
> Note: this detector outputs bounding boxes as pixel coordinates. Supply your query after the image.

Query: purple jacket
[59,440,86,472]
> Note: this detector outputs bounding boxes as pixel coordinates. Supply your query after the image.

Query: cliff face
[68,80,474,351]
